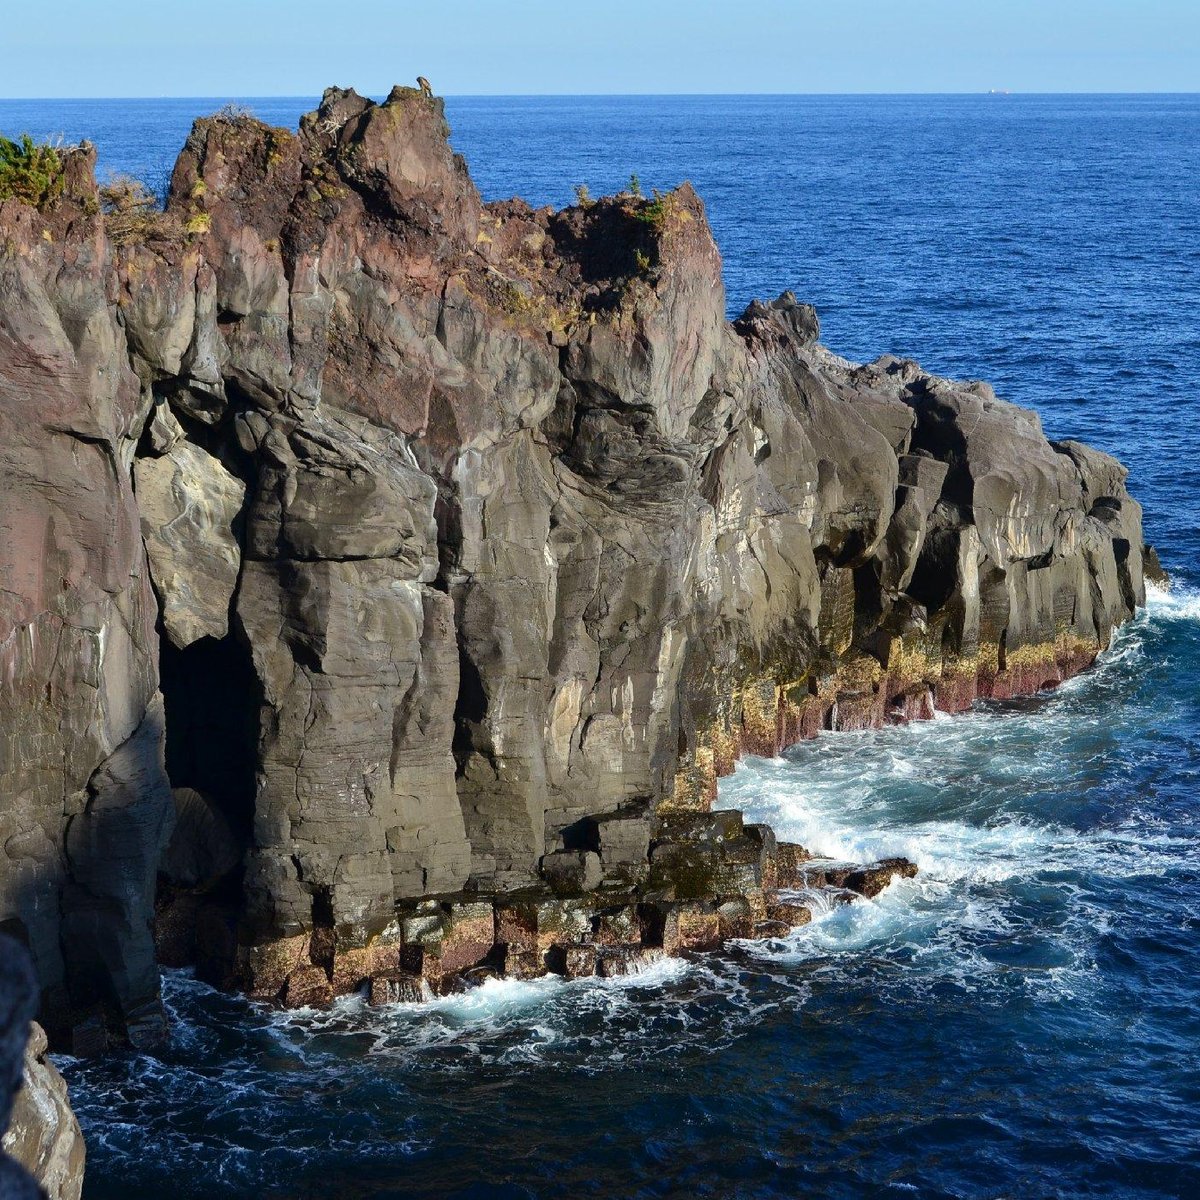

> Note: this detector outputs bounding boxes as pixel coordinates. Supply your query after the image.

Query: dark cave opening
[1113,537,1137,613]
[451,642,489,777]
[155,630,262,977]
[159,631,262,843]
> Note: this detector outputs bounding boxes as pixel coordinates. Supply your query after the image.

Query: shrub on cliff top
[99,173,177,245]
[635,190,671,234]
[0,134,65,208]
[213,102,255,123]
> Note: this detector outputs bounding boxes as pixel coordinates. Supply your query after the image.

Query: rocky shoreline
[167,807,921,1008]
[0,84,1148,1057]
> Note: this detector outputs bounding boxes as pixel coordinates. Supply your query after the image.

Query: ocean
[2,93,1197,1199]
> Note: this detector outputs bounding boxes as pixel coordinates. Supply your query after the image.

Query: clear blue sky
[4,0,1198,97]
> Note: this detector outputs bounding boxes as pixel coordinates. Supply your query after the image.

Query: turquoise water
[2,94,1197,1199]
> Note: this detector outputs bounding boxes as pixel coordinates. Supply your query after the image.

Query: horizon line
[3,90,1200,102]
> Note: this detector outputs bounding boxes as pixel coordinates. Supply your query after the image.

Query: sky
[4,0,1199,97]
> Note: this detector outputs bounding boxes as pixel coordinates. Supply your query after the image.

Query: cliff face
[0,147,173,1050]
[0,88,1146,1044]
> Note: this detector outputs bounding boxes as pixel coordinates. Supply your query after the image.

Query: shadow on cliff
[2,695,175,1056]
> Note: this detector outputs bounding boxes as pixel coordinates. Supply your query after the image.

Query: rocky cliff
[0,87,1147,1046]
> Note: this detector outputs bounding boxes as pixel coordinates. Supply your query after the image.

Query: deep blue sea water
[2,94,1198,1200]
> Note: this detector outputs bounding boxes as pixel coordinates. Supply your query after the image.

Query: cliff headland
[0,87,1149,1054]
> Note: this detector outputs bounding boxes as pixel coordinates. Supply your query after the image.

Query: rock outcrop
[0,934,84,1200]
[2,1022,85,1200]
[0,87,1147,1040]
[0,934,40,1199]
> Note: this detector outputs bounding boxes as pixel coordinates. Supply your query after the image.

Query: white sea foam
[237,947,724,1074]
[120,578,1199,1085]
[713,579,1200,1003]
[1146,578,1200,622]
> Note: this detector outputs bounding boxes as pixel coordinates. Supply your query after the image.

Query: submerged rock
[0,85,1149,1040]
[843,858,920,899]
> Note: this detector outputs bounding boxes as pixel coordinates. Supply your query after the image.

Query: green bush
[0,134,65,207]
[635,189,671,234]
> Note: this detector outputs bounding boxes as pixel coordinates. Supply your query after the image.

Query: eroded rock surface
[134,432,244,649]
[0,87,1148,1035]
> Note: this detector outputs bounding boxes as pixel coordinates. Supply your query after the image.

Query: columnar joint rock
[0,87,1148,1037]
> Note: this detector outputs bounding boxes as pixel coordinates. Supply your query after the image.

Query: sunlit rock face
[0,88,1146,1039]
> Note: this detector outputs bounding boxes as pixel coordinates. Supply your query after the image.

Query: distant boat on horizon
[988,88,1013,95]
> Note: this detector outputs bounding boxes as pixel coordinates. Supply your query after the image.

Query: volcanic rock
[133,436,244,649]
[0,85,1149,1040]
[159,787,241,890]
[843,858,920,898]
